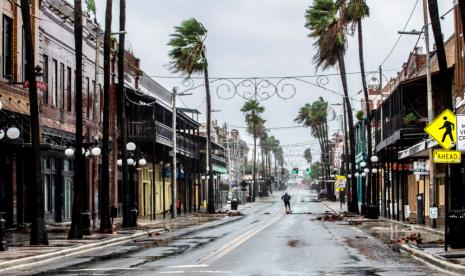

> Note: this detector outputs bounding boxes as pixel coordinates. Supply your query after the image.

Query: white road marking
[198,209,285,265]
[167,264,209,268]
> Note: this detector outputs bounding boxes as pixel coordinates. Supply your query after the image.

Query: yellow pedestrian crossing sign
[424,109,456,150]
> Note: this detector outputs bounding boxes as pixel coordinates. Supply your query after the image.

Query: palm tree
[241,100,265,201]
[295,98,331,193]
[304,149,312,165]
[305,0,358,213]
[427,0,452,110]
[337,0,371,202]
[20,0,48,245]
[99,0,113,233]
[69,0,85,239]
[459,1,465,44]
[117,0,133,227]
[167,18,214,213]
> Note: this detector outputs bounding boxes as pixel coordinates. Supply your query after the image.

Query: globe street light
[6,126,20,140]
[0,129,4,140]
[360,161,367,168]
[372,168,378,174]
[364,168,370,174]
[65,148,75,158]
[362,172,366,177]
[126,142,136,151]
[370,155,379,163]
[355,172,360,177]
[91,146,101,156]
[138,158,147,167]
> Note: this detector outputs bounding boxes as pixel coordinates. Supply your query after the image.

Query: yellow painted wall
[137,163,173,217]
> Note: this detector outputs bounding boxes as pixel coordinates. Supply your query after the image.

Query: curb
[400,244,465,274]
[379,218,444,236]
[0,228,162,273]
[0,215,245,273]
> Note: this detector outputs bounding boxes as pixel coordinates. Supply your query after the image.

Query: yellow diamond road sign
[433,149,461,164]
[424,109,456,150]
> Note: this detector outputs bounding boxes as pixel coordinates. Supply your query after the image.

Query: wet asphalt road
[15,185,444,275]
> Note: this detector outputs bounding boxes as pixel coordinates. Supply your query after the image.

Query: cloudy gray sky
[92,0,454,168]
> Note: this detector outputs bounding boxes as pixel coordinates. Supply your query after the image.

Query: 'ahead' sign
[433,149,461,164]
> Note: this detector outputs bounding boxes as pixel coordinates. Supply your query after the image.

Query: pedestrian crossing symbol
[424,109,456,150]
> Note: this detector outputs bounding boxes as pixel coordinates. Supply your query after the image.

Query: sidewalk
[0,201,259,273]
[320,200,465,274]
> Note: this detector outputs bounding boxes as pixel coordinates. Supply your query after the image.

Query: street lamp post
[171,87,192,218]
[115,142,146,226]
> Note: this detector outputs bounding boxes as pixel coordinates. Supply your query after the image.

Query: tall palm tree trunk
[100,0,113,232]
[118,0,131,227]
[69,0,84,239]
[459,0,465,45]
[428,0,452,110]
[252,112,257,201]
[343,100,350,208]
[20,0,48,245]
[338,51,358,214]
[357,19,372,205]
[203,52,215,214]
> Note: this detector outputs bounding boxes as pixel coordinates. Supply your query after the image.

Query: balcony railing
[156,121,173,142]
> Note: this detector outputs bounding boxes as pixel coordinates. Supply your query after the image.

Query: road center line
[198,209,285,265]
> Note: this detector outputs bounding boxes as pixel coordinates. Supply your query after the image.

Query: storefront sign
[432,149,462,164]
[456,114,465,151]
[424,109,456,150]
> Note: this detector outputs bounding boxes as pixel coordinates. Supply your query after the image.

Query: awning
[213,165,227,174]
[398,138,439,160]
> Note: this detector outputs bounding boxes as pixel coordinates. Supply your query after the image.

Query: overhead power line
[380,0,419,67]
[148,69,398,80]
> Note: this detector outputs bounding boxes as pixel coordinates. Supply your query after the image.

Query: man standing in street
[281,192,292,213]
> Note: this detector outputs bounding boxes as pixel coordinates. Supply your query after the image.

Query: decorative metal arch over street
[152,75,363,102]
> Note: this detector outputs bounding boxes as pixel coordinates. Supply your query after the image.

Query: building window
[99,84,103,123]
[51,59,58,107]
[92,80,97,121]
[66,67,72,112]
[60,63,65,110]
[41,55,49,104]
[86,77,90,118]
[22,27,28,81]
[2,15,12,79]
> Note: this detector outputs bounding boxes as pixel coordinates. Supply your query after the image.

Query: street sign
[335,175,346,188]
[432,149,461,164]
[424,109,456,150]
[456,114,465,151]
[413,161,429,175]
[430,207,438,219]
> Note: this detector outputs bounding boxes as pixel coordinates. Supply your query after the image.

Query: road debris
[397,232,422,244]
[317,213,343,222]
[216,210,244,216]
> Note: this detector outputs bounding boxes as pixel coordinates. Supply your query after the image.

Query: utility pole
[422,0,436,229]
[172,87,178,219]
[171,87,191,219]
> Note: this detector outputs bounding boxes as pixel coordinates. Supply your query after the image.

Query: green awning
[213,165,227,174]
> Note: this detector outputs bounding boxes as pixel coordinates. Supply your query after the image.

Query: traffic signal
[292,168,299,175]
